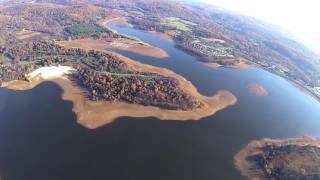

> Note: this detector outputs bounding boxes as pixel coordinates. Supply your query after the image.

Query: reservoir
[0,24,320,180]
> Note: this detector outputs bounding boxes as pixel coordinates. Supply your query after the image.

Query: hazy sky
[200,0,320,53]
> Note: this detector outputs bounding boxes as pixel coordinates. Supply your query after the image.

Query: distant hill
[0,0,319,93]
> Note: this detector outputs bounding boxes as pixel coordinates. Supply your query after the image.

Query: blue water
[0,24,319,180]
[109,24,320,137]
[108,24,320,178]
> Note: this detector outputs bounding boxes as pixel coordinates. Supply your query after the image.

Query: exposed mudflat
[59,38,169,59]
[204,61,255,69]
[247,84,268,96]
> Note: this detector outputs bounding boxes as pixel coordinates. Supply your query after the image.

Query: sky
[199,0,320,54]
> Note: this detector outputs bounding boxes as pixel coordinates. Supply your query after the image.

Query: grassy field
[0,54,8,64]
[64,23,107,36]
[14,29,33,36]
[14,29,48,40]
[161,17,190,32]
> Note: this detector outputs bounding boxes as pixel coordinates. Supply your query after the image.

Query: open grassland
[161,17,190,32]
[14,30,49,41]
[0,54,8,64]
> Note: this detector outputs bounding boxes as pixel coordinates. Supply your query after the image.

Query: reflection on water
[0,24,320,180]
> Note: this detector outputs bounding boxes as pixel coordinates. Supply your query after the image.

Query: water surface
[0,24,320,180]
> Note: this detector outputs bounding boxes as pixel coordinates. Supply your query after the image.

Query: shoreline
[99,16,132,28]
[2,55,237,129]
[58,38,169,59]
[57,78,236,129]
[204,61,255,69]
[27,66,75,80]
[105,17,258,70]
[0,66,75,90]
[266,67,320,102]
[98,16,169,58]
[5,78,236,129]
[234,137,320,180]
[106,20,320,103]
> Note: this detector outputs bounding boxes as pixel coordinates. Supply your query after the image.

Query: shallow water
[0,25,320,180]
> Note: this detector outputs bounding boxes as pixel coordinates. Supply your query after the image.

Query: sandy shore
[99,16,132,28]
[234,137,320,180]
[100,16,174,43]
[1,66,75,90]
[150,31,175,43]
[247,84,268,96]
[55,78,236,129]
[59,38,169,59]
[204,61,255,69]
[96,16,168,58]
[27,66,75,80]
[3,55,237,129]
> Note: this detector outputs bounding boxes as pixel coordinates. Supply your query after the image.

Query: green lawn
[161,17,190,32]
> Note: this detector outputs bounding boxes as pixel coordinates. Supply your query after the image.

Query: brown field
[3,53,237,129]
[247,84,268,96]
[232,62,255,69]
[15,31,49,41]
[58,38,169,58]
[204,62,222,69]
[151,31,175,43]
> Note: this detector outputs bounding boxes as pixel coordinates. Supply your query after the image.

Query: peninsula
[1,41,237,129]
[235,137,320,180]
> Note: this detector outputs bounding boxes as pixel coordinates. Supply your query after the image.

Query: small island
[248,84,268,97]
[234,137,320,180]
